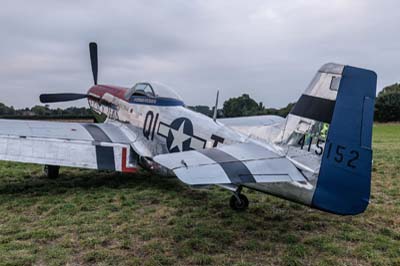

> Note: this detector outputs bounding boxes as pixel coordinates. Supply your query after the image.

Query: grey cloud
[0,0,399,108]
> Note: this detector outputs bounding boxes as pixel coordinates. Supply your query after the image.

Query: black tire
[44,165,60,179]
[229,194,249,211]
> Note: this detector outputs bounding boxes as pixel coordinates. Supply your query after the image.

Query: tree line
[0,104,92,119]
[0,83,399,121]
[188,94,295,118]
[374,83,400,122]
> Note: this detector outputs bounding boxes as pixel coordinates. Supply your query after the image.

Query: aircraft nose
[87,85,103,99]
[87,85,129,100]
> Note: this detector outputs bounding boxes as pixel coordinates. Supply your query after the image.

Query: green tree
[375,83,400,122]
[188,105,212,117]
[223,94,264,117]
[31,105,49,116]
[276,102,296,117]
[0,103,13,115]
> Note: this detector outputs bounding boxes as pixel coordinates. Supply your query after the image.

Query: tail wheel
[229,194,249,211]
[44,165,60,179]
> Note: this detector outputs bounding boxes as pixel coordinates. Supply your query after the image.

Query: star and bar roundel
[157,117,206,153]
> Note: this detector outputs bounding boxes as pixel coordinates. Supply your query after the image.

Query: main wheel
[44,165,60,179]
[229,194,249,211]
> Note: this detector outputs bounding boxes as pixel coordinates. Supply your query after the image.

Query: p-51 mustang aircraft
[0,43,377,215]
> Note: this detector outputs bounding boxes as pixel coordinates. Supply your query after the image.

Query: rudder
[311,65,377,215]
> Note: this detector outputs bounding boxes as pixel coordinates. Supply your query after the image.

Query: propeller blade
[39,93,88,103]
[89,42,98,85]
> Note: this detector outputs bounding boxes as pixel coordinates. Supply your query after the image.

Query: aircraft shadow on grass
[0,170,186,195]
[0,169,338,232]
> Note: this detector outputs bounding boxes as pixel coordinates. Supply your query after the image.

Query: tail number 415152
[297,135,360,169]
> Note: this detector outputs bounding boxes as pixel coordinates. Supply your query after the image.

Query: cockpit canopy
[127,82,183,101]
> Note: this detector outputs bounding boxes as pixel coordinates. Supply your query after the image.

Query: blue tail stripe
[361,97,375,148]
[311,66,377,215]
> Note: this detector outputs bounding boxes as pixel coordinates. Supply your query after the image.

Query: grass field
[0,124,399,266]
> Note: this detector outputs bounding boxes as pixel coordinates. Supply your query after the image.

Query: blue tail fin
[311,65,377,215]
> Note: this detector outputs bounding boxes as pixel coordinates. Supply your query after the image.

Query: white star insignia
[170,121,191,151]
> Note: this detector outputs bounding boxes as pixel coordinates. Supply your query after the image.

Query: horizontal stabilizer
[154,142,307,185]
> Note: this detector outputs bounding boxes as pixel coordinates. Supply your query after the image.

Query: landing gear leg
[44,165,60,179]
[229,186,249,211]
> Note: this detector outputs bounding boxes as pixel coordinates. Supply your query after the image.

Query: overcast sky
[0,0,399,108]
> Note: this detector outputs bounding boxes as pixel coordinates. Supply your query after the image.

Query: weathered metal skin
[80,64,342,207]
[88,91,246,157]
[213,64,344,206]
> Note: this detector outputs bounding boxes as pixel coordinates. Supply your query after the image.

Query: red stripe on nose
[88,85,129,101]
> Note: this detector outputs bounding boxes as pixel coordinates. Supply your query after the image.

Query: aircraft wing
[0,119,138,172]
[153,142,307,185]
[218,115,284,128]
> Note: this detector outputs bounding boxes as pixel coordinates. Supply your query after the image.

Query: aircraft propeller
[39,42,99,103]
[39,93,88,103]
[89,42,98,85]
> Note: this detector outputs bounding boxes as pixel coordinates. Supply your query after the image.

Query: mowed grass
[0,124,399,266]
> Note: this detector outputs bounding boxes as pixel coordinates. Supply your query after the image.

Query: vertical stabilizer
[311,65,376,215]
[279,63,376,215]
